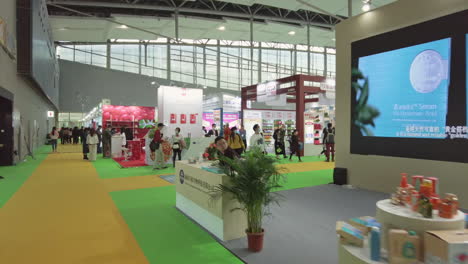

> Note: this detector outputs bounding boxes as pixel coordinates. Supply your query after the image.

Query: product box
[425,230,468,264]
[336,221,365,247]
[348,216,380,235]
[388,229,422,264]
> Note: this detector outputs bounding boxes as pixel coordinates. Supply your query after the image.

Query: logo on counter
[179,170,185,184]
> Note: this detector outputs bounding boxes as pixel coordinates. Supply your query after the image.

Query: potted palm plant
[212,148,285,252]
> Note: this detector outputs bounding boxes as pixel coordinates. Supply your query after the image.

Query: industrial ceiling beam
[46,0,337,30]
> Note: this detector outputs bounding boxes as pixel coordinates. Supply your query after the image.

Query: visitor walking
[72,127,79,144]
[171,127,185,168]
[323,123,335,162]
[97,125,103,154]
[273,124,287,159]
[228,127,245,156]
[223,124,231,141]
[239,125,247,152]
[102,127,112,158]
[151,123,167,170]
[82,128,89,160]
[49,127,59,153]
[59,127,65,145]
[87,128,99,161]
[289,130,302,162]
[249,124,266,154]
[67,128,73,144]
[206,123,218,137]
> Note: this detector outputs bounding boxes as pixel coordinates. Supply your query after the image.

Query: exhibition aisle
[0,145,49,208]
[0,146,148,264]
[0,144,334,264]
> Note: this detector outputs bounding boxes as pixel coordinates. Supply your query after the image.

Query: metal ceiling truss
[46,0,342,30]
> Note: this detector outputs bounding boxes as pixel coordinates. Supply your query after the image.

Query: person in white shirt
[120,126,127,148]
[171,127,185,167]
[87,128,99,161]
[249,124,266,154]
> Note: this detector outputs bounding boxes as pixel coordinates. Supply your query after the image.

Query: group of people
[58,127,85,145]
[150,123,187,170]
[205,122,336,163]
[48,126,104,162]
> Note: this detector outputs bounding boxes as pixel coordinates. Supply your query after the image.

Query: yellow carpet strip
[0,151,149,264]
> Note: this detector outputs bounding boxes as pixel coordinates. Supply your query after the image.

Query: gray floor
[221,184,389,264]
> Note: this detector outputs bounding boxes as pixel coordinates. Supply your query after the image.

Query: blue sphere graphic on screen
[410,49,445,93]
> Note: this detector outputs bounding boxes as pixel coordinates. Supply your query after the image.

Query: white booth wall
[335,0,468,207]
[158,86,203,138]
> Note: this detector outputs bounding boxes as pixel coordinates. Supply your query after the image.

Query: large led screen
[350,9,468,163]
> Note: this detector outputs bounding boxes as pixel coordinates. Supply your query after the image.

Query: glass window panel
[56,45,74,61]
[91,45,107,68]
[110,44,140,74]
[74,45,92,64]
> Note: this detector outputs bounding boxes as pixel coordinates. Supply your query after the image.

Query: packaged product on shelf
[425,230,468,264]
[369,227,381,261]
[336,221,365,247]
[388,229,422,263]
[348,216,380,235]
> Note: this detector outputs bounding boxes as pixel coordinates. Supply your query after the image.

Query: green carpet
[276,169,333,192]
[111,186,243,264]
[0,145,50,208]
[93,156,175,179]
[267,154,326,164]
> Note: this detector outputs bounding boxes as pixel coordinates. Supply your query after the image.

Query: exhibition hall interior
[1,0,468,263]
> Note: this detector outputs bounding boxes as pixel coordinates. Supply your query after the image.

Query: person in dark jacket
[82,127,90,160]
[273,124,287,159]
[206,123,219,137]
[289,130,302,162]
[215,136,239,166]
[72,127,79,144]
[97,125,103,154]
[323,123,335,162]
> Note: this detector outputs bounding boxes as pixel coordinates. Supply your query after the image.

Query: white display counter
[175,160,247,241]
[111,135,123,158]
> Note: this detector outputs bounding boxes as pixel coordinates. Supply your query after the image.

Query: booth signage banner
[257,81,278,102]
[244,110,262,119]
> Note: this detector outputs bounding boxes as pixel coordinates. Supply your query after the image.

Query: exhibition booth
[202,93,242,130]
[241,74,331,155]
[334,1,468,264]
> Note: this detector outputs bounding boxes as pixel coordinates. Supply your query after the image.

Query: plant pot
[246,229,265,252]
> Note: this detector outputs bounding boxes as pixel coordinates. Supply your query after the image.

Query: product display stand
[376,199,465,249]
[338,199,465,263]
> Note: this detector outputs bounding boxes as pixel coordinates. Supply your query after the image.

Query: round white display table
[339,243,424,264]
[338,243,387,264]
[376,199,465,249]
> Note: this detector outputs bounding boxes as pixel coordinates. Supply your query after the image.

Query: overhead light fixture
[151,81,156,85]
[203,85,207,89]
[58,27,68,31]
[332,38,336,41]
[217,25,226,31]
[362,0,371,12]
[288,31,296,36]
[118,25,128,29]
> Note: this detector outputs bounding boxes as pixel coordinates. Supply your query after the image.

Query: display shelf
[376,199,466,249]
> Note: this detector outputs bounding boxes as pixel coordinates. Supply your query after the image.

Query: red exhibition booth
[241,74,326,155]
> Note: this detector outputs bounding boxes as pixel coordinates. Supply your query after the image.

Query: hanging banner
[257,81,278,102]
